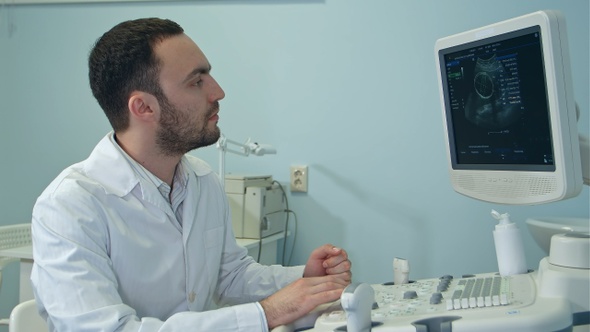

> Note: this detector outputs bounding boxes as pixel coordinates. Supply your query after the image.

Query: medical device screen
[439,26,554,171]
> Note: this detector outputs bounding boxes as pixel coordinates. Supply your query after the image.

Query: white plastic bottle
[393,257,410,285]
[491,210,527,276]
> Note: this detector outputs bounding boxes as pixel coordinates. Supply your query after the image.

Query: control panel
[280,271,575,332]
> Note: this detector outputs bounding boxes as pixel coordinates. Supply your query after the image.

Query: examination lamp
[216,134,277,188]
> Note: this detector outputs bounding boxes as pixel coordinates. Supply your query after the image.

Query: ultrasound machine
[274,10,590,332]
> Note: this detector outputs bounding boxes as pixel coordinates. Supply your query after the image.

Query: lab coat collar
[83,132,214,198]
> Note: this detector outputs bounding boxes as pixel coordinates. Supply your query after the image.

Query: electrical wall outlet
[290,165,308,192]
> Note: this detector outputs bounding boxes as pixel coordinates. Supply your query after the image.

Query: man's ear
[128,91,159,122]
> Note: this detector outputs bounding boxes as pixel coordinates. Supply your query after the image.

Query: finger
[309,286,345,304]
[329,271,352,284]
[312,244,339,260]
[328,246,344,257]
[309,278,348,295]
[304,274,350,288]
[322,251,348,269]
[325,259,352,275]
[319,273,352,286]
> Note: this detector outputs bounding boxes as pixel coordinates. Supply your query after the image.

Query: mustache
[208,101,220,118]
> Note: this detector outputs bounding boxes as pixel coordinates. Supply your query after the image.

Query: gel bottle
[491,210,527,276]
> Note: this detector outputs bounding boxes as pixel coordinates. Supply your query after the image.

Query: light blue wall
[0,0,588,322]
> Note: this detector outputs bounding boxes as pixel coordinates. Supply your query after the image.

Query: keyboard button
[446,299,454,310]
[430,293,443,304]
[461,298,469,309]
[403,291,418,299]
[477,296,485,307]
[492,295,500,306]
[500,293,508,305]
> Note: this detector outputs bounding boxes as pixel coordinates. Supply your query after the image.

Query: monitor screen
[435,10,582,205]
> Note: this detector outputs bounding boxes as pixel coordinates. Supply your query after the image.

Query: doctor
[31,18,351,331]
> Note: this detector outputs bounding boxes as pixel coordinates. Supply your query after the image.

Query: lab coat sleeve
[214,222,305,305]
[31,174,271,332]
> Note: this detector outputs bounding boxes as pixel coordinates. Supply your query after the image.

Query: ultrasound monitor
[435,10,583,205]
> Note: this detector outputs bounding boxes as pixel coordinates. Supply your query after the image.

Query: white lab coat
[31,132,303,331]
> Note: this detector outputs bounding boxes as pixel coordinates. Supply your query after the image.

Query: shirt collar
[111,133,190,202]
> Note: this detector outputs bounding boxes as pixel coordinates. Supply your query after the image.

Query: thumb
[312,244,341,259]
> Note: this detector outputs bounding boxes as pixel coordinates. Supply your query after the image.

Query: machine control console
[305,272,572,332]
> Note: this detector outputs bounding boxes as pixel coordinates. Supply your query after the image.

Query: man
[31,18,351,331]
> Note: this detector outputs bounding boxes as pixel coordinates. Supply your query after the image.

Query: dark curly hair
[88,18,184,132]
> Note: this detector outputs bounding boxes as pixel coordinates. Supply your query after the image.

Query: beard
[156,97,221,156]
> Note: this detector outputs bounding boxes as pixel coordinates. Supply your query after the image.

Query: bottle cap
[491,210,515,229]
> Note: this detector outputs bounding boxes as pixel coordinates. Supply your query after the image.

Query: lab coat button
[188,291,196,303]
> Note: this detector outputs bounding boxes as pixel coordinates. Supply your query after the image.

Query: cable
[256,237,262,263]
[257,180,288,264]
[255,216,263,262]
[285,209,298,266]
[272,180,293,266]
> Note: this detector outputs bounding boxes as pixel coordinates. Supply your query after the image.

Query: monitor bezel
[434,10,582,205]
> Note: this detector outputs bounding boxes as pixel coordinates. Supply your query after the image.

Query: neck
[115,131,181,186]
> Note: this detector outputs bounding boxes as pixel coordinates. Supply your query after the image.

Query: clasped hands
[260,244,352,329]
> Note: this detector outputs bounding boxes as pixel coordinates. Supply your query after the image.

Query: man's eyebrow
[183,64,212,83]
